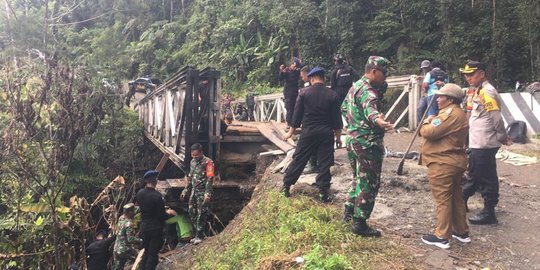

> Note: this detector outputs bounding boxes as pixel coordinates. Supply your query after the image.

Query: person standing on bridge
[415,60,431,122]
[419,60,448,122]
[246,92,256,121]
[419,83,470,249]
[279,57,302,128]
[136,170,177,270]
[460,61,512,225]
[281,67,343,203]
[330,53,360,105]
[341,56,394,237]
[300,65,312,88]
[180,143,215,245]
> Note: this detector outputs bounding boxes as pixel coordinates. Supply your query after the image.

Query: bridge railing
[230,75,421,129]
[138,66,221,169]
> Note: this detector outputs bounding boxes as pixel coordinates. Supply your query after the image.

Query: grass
[178,190,417,270]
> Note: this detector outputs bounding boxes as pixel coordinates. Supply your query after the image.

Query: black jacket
[291,82,343,131]
[279,68,300,97]
[86,236,115,270]
[331,63,359,90]
[136,187,169,232]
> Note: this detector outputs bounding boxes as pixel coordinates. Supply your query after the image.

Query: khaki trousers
[427,163,469,239]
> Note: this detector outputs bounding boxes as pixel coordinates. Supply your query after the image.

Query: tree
[1,54,107,268]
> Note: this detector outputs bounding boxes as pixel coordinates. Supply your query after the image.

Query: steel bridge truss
[138,66,221,170]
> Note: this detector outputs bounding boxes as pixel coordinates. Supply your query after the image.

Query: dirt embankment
[160,131,540,270]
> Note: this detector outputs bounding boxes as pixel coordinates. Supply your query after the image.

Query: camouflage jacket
[184,156,215,196]
[113,215,142,256]
[341,75,385,149]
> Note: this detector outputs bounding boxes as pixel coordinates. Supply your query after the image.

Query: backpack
[506,120,527,143]
[429,69,447,85]
[336,66,353,87]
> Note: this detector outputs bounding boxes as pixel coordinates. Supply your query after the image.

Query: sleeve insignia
[432,118,442,127]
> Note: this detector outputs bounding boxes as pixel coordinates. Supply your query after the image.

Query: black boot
[303,163,317,174]
[352,218,381,237]
[281,184,291,198]
[319,189,332,203]
[468,207,497,225]
[343,206,353,222]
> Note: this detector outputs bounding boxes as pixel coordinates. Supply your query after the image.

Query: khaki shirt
[419,104,469,170]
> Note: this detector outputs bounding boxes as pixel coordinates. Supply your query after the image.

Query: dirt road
[307,132,540,269]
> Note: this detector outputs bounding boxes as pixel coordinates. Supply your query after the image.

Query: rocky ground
[290,132,540,270]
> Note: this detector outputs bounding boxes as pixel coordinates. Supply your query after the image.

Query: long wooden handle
[396,95,437,175]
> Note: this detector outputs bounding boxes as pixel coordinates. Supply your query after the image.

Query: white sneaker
[421,234,450,249]
[192,237,202,245]
[452,232,471,243]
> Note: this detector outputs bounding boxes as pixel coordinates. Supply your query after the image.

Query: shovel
[396,95,437,175]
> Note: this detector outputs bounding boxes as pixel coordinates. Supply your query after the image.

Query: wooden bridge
[137,67,422,176]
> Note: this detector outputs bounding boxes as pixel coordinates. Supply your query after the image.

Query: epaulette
[439,107,453,120]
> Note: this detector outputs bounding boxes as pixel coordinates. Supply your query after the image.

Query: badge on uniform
[432,118,441,127]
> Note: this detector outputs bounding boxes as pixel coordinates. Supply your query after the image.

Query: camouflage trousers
[112,250,137,270]
[189,191,209,232]
[345,140,384,220]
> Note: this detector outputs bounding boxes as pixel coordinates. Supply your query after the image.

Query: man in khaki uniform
[419,83,471,249]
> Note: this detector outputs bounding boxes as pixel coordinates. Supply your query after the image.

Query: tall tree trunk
[170,0,174,22]
[43,0,49,46]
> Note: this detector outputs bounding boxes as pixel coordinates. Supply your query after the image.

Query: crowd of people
[86,144,215,270]
[86,55,512,269]
[278,55,512,249]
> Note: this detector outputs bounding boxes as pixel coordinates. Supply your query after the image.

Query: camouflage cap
[123,203,135,211]
[366,56,390,69]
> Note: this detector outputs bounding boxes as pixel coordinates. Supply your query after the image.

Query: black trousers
[283,127,334,190]
[334,86,350,107]
[247,105,255,121]
[308,152,318,168]
[284,94,297,126]
[462,148,500,208]
[140,228,164,270]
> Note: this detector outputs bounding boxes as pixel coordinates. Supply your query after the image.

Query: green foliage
[3,0,538,95]
[185,191,414,269]
[305,245,352,270]
[68,108,145,199]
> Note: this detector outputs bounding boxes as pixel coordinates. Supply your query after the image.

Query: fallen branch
[0,248,54,259]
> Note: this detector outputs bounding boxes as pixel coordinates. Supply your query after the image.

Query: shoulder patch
[432,118,442,127]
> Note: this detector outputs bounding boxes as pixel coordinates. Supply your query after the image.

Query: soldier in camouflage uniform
[341,56,394,237]
[112,203,142,270]
[180,143,215,245]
